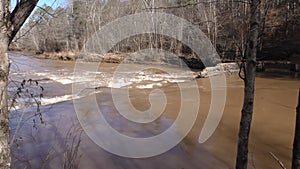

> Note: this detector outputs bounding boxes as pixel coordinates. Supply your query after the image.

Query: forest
[11,0,300,63]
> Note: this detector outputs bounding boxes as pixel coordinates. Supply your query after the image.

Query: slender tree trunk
[236,0,261,169]
[292,89,300,169]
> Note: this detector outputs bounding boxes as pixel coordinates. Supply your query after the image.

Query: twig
[238,60,246,81]
[269,152,286,169]
[36,5,60,18]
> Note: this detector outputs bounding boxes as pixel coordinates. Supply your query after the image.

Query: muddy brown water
[8,53,300,169]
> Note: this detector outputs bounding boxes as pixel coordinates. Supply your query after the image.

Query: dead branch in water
[269,152,286,169]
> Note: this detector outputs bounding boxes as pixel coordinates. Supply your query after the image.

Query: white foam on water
[30,69,194,88]
[167,79,186,83]
[12,89,105,110]
[41,94,80,105]
[11,95,79,110]
[108,79,132,88]
[53,78,74,85]
[10,68,198,111]
[34,72,75,85]
[135,83,163,89]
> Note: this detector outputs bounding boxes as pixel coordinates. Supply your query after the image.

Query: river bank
[26,50,300,76]
[34,51,207,69]
[13,51,240,80]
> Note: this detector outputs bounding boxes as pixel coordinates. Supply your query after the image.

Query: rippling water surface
[9,53,300,169]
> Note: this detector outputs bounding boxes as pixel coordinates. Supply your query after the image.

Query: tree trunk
[236,0,261,169]
[292,89,300,169]
[0,34,10,169]
[0,1,11,167]
[0,0,38,167]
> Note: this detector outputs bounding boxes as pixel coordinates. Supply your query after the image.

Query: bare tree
[0,0,39,168]
[235,0,261,169]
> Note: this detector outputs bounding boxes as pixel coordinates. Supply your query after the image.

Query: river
[8,53,300,169]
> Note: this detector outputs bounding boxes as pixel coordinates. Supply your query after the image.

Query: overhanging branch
[9,0,39,45]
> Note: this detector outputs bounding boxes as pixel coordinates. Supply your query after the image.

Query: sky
[11,0,66,11]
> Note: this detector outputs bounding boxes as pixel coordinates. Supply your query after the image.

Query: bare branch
[12,0,64,44]
[36,5,56,17]
[9,0,39,45]
[269,152,287,169]
[144,1,250,10]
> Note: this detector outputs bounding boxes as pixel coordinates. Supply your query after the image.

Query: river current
[8,53,300,169]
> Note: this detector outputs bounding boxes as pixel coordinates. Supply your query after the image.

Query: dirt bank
[34,51,209,69]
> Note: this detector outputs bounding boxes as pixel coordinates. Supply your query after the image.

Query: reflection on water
[9,53,300,169]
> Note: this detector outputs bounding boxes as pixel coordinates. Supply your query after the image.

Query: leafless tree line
[11,0,300,62]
